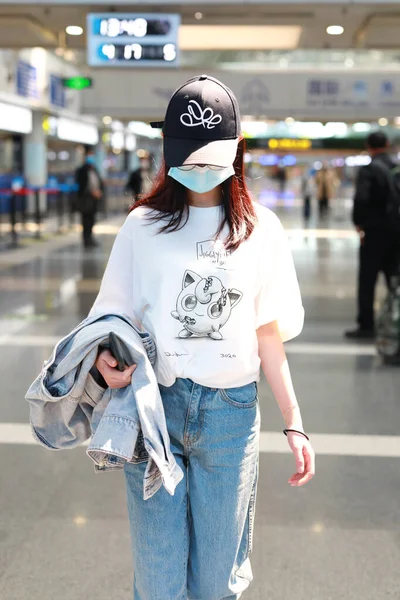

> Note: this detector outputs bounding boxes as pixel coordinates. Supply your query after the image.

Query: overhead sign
[81,70,400,120]
[0,102,32,134]
[87,13,180,67]
[42,115,58,136]
[16,61,38,100]
[268,138,312,150]
[50,74,66,108]
[62,76,93,90]
[57,118,99,145]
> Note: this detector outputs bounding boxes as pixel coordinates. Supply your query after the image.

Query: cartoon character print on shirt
[171,270,242,340]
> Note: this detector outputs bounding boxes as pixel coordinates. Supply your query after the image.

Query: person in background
[125,155,152,203]
[125,165,142,204]
[276,165,287,197]
[75,146,105,249]
[315,163,339,218]
[125,155,143,204]
[345,131,400,339]
[301,167,314,221]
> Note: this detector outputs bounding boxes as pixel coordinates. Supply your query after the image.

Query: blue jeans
[124,378,260,600]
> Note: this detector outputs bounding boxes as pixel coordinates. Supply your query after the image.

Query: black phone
[107,332,134,372]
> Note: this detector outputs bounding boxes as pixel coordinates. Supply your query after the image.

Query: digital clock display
[87,13,180,68]
[98,17,171,38]
[100,43,177,62]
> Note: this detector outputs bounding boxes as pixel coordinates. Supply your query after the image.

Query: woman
[89,75,315,600]
[315,163,339,218]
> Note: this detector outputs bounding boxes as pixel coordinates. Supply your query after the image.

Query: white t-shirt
[89,202,304,388]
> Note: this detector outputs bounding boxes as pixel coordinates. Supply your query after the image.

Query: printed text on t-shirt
[197,239,230,268]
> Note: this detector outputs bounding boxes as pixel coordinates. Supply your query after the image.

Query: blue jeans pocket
[219,382,258,408]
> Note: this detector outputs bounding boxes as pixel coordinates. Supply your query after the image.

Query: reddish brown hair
[129,138,257,253]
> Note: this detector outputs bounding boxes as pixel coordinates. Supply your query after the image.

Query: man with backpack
[75,146,105,249]
[345,131,400,339]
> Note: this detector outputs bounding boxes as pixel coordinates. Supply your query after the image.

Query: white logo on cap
[180,100,222,130]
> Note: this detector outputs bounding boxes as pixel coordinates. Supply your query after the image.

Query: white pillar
[23,111,47,187]
[95,138,108,178]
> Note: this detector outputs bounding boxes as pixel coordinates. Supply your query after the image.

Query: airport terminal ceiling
[0,2,400,51]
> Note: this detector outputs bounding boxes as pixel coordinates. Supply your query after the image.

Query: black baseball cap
[150,74,241,168]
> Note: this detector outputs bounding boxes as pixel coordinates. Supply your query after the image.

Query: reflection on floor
[1,184,399,600]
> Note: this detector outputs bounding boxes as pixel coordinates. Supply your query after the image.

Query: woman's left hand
[286,432,315,487]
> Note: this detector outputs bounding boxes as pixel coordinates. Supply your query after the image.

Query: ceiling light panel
[326,25,344,36]
[179,25,302,50]
[66,25,83,36]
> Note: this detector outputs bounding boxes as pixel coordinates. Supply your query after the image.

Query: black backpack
[373,159,400,231]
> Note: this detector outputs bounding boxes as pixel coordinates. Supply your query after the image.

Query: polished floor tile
[1,185,400,599]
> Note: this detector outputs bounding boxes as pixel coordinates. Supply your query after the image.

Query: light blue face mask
[86,156,96,165]
[168,165,235,194]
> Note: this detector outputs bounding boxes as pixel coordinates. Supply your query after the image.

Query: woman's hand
[286,432,315,487]
[95,349,137,389]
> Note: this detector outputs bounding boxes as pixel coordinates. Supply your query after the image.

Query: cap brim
[164,137,239,168]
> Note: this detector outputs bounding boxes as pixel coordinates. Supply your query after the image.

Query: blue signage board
[11,176,25,192]
[16,61,38,99]
[47,176,59,189]
[87,13,180,67]
[50,74,66,108]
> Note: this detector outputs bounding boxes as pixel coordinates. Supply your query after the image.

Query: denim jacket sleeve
[28,370,106,450]
[26,313,155,453]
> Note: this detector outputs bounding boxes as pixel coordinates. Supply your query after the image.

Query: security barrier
[0,175,132,249]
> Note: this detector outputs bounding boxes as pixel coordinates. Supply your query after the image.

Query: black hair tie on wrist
[283,428,310,441]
